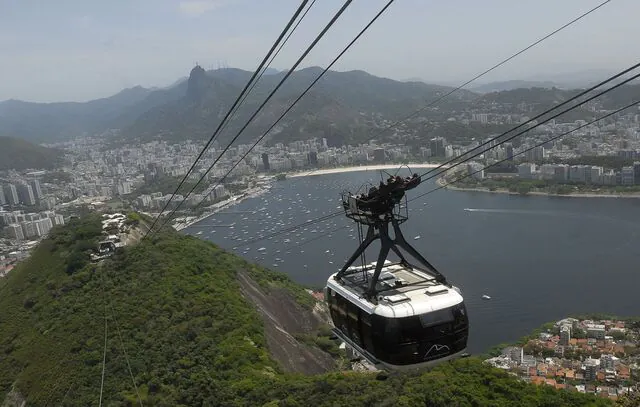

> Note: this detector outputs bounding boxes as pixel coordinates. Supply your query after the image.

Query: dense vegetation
[128,174,209,197]
[0,136,64,170]
[455,175,640,196]
[0,214,614,406]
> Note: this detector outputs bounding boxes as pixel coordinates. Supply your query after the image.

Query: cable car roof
[327,261,463,318]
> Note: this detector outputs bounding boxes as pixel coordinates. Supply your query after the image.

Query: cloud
[178,1,224,17]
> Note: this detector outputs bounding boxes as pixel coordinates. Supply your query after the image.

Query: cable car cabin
[326,261,468,370]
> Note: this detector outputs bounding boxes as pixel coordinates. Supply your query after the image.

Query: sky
[0,0,637,102]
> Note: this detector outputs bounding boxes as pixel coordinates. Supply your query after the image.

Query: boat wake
[463,208,562,216]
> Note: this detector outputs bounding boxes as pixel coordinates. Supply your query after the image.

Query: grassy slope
[0,215,613,406]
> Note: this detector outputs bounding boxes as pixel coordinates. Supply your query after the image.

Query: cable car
[325,174,468,369]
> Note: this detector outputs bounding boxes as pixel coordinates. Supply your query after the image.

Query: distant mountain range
[0,67,474,145]
[407,70,619,93]
[0,86,169,142]
[0,67,635,147]
[470,80,561,93]
[0,136,64,171]
[122,66,475,146]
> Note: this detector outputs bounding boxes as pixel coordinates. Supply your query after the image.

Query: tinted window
[371,304,469,365]
[418,308,454,328]
[347,302,362,346]
[361,312,374,352]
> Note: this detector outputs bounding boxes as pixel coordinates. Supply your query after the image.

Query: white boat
[482,294,491,300]
[414,235,421,240]
[257,247,266,252]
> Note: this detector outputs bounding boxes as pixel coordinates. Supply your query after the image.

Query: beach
[173,164,441,230]
[288,163,440,178]
[173,185,272,230]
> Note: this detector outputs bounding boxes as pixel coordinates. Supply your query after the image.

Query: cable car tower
[326,172,468,370]
[336,173,449,298]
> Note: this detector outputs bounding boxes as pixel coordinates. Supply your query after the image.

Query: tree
[517,184,532,195]
[66,250,89,274]
[573,328,587,339]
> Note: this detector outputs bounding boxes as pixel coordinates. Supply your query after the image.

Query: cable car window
[360,312,374,352]
[418,308,454,328]
[452,303,468,330]
[347,302,362,346]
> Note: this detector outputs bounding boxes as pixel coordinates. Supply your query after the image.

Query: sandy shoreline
[288,163,439,178]
[174,186,271,231]
[438,177,640,199]
[177,164,440,230]
[178,166,639,232]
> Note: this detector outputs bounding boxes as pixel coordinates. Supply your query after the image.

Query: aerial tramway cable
[145,0,312,238]
[159,0,396,234]
[232,63,640,248]
[414,62,640,182]
[198,1,614,245]
[409,98,640,202]
[280,98,640,251]
[365,0,612,140]
[171,0,608,233]
[152,0,355,235]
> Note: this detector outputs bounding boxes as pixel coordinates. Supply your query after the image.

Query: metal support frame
[336,214,449,298]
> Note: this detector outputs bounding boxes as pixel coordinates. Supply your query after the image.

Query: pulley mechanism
[336,173,449,299]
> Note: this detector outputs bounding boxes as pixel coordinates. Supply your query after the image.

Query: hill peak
[187,65,209,101]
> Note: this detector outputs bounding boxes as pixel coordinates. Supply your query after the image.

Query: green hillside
[0,136,63,170]
[0,214,613,406]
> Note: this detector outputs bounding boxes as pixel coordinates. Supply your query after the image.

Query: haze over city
[1,0,638,102]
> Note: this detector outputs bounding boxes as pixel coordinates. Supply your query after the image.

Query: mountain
[3,66,636,147]
[471,80,561,93]
[0,136,64,170]
[0,214,614,406]
[263,67,281,75]
[0,85,184,143]
[402,77,427,83]
[120,66,476,146]
[525,69,616,89]
[0,67,472,145]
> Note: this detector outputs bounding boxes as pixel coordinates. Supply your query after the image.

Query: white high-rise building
[518,163,536,179]
[30,179,43,200]
[37,217,53,235]
[7,224,24,240]
[17,183,36,206]
[3,184,19,205]
[21,221,38,238]
[560,326,571,346]
[53,214,65,226]
[584,358,599,381]
[467,162,485,180]
[600,354,615,370]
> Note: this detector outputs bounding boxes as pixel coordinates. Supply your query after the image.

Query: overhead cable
[153,0,355,235]
[369,0,612,139]
[416,64,640,181]
[144,0,311,238]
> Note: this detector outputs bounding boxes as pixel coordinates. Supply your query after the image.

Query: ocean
[185,170,640,354]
